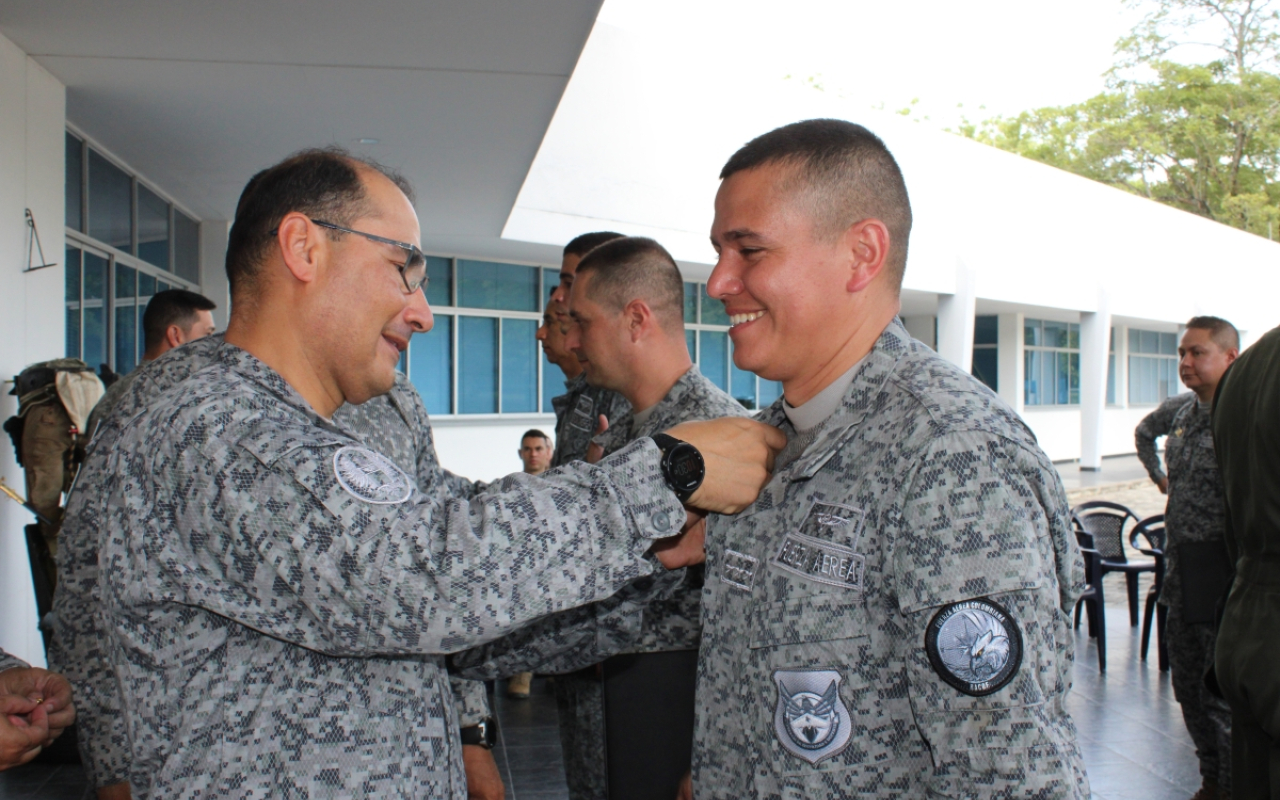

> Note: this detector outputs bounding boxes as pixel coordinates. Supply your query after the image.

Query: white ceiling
[0,0,604,264]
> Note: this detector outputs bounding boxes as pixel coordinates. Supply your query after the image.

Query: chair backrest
[1072,501,1141,561]
[1131,514,1166,553]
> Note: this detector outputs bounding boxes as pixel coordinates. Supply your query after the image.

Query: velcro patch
[720,549,760,592]
[925,597,1023,697]
[333,446,412,505]
[772,532,865,591]
[569,394,596,433]
[799,502,866,549]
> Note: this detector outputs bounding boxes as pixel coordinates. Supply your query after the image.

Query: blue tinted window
[731,345,756,409]
[972,348,997,391]
[174,211,199,283]
[1024,350,1041,405]
[66,133,83,233]
[684,283,698,323]
[115,304,137,374]
[685,329,696,359]
[501,319,538,413]
[138,185,170,271]
[65,246,81,358]
[700,284,729,326]
[116,263,136,299]
[543,268,559,304]
[759,380,783,407]
[458,316,498,413]
[1024,320,1041,347]
[88,150,133,252]
[699,331,728,391]
[82,252,109,371]
[426,256,451,307]
[458,259,538,311]
[410,315,453,414]
[1107,354,1116,404]
[542,352,566,413]
[973,315,998,345]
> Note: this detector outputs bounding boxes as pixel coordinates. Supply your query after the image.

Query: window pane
[1107,354,1116,405]
[457,260,537,311]
[972,348,998,391]
[685,329,696,360]
[458,316,498,413]
[973,315,998,345]
[1044,321,1069,349]
[157,280,171,294]
[700,284,729,326]
[116,263,136,299]
[1160,358,1175,401]
[115,303,137,375]
[1067,324,1080,350]
[1069,352,1080,404]
[138,185,170,271]
[1141,330,1159,354]
[730,343,757,410]
[82,252,109,371]
[1025,320,1042,347]
[1109,327,1116,353]
[174,211,200,283]
[1161,332,1178,355]
[542,268,559,303]
[138,272,155,298]
[501,318,538,413]
[88,150,133,252]
[66,133,83,232]
[699,330,728,391]
[65,246,81,358]
[1025,350,1041,405]
[542,351,566,414]
[684,283,698,323]
[409,316,453,415]
[759,380,783,407]
[425,257,452,307]
[1054,351,1067,404]
[1129,328,1140,354]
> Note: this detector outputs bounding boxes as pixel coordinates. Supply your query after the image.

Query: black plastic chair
[1072,527,1107,672]
[1072,501,1154,627]
[1131,515,1169,671]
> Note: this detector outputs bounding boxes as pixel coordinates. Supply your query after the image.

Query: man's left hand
[0,667,75,745]
[462,744,505,800]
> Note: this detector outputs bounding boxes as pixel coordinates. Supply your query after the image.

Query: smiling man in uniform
[692,119,1089,798]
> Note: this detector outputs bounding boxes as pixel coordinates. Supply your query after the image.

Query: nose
[536,323,548,342]
[706,253,743,301]
[551,283,568,306]
[404,287,434,334]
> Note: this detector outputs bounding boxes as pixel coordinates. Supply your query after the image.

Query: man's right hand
[0,694,47,771]
[663,418,784,515]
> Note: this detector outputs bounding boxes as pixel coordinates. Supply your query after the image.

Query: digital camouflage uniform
[1136,393,1233,792]
[85,366,142,440]
[96,341,684,798]
[50,335,498,791]
[548,373,630,800]
[694,319,1089,798]
[0,650,26,673]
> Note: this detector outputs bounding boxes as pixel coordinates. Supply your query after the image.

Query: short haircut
[574,237,685,331]
[1185,316,1240,351]
[521,429,551,444]
[564,231,625,258]
[225,147,415,297]
[143,290,217,350]
[720,119,913,286]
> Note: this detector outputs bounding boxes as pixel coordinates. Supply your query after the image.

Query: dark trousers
[1216,574,1280,799]
[1167,605,1233,790]
[603,650,697,800]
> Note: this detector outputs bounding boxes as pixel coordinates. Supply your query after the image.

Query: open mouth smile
[729,311,766,328]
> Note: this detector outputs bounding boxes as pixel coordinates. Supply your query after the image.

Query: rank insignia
[925,597,1022,697]
[772,669,852,764]
[569,394,596,433]
[333,446,412,505]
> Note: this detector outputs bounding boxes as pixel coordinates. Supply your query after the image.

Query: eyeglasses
[309,218,427,294]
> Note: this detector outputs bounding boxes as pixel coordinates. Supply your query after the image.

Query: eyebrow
[711,228,763,245]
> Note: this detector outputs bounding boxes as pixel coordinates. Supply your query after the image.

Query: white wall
[0,31,65,666]
[431,416,560,483]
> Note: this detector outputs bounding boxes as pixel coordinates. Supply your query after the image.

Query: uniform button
[653,510,673,534]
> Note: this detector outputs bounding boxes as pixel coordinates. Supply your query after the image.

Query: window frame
[1023,318,1082,407]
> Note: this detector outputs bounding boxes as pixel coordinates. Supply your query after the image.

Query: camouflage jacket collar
[760,317,910,481]
[215,341,348,436]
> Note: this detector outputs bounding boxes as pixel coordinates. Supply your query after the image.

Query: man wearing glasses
[92,148,781,799]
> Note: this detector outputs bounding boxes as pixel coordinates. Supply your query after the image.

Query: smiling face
[565,270,631,392]
[311,168,432,405]
[1178,326,1237,399]
[708,163,869,388]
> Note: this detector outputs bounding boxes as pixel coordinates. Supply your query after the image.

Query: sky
[597,0,1149,131]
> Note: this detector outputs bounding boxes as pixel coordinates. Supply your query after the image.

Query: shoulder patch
[333,446,413,505]
[925,598,1022,697]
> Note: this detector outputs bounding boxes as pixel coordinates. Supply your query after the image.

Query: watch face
[667,443,705,493]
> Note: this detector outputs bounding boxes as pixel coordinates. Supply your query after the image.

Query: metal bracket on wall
[24,208,57,273]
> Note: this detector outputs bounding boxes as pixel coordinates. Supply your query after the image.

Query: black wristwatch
[460,716,498,749]
[651,433,706,502]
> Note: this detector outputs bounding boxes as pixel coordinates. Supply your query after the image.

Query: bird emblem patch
[772,669,852,764]
[925,598,1022,696]
[333,446,412,505]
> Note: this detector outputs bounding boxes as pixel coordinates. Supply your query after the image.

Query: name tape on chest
[569,394,596,433]
[772,531,865,591]
[925,598,1023,697]
[720,549,760,592]
[772,668,853,765]
[333,446,413,505]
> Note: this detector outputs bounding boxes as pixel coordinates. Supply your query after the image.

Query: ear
[624,299,654,342]
[844,218,892,294]
[276,212,325,286]
[1226,347,1240,364]
[164,324,185,349]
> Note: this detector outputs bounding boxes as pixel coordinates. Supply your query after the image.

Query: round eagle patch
[925,597,1022,697]
[332,446,412,505]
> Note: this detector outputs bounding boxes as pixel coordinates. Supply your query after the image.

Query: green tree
[959,0,1280,238]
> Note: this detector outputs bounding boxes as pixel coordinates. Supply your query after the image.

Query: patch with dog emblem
[772,669,852,764]
[333,446,412,505]
[925,598,1022,697]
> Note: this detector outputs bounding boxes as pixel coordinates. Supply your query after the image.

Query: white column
[200,220,231,330]
[936,260,975,371]
[996,313,1022,412]
[1079,290,1111,471]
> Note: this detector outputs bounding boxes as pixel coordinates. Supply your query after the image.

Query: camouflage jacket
[694,319,1089,799]
[96,341,683,798]
[0,650,26,673]
[85,366,142,439]
[1135,393,1226,608]
[593,365,750,653]
[52,336,493,789]
[551,375,630,468]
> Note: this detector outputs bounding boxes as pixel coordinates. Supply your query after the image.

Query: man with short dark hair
[92,147,779,797]
[690,119,1088,796]
[566,235,752,798]
[518,429,553,476]
[85,289,217,437]
[1137,316,1240,800]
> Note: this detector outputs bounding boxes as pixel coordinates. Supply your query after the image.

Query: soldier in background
[566,236,751,798]
[1136,317,1239,800]
[0,648,74,771]
[84,289,217,437]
